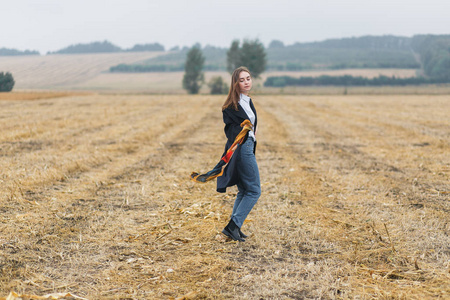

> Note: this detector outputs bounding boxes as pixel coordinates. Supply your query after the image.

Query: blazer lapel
[236,104,250,120]
[249,99,257,129]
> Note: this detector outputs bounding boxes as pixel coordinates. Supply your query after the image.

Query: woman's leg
[231,138,261,228]
[232,182,244,216]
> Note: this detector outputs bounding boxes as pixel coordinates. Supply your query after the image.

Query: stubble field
[0,93,449,299]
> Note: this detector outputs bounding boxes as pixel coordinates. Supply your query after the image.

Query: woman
[218,66,261,242]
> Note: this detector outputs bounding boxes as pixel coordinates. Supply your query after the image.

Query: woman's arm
[223,108,244,143]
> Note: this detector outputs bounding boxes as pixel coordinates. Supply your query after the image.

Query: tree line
[0,48,39,56]
[0,41,166,56]
[48,41,165,54]
[266,35,420,71]
[182,39,267,94]
[111,35,423,73]
[411,35,450,81]
[264,74,449,88]
[264,35,450,87]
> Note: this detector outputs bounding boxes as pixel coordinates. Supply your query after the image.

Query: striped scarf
[190,120,253,183]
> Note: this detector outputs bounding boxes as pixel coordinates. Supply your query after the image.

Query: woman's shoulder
[223,105,240,114]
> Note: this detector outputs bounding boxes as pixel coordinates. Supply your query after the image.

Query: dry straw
[0,93,448,299]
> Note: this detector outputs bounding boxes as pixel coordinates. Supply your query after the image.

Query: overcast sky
[1,0,449,53]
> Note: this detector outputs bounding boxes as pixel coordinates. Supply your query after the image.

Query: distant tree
[429,55,450,80]
[239,39,267,78]
[268,40,285,49]
[182,46,205,94]
[0,72,15,92]
[0,48,39,56]
[169,46,180,51]
[226,39,267,78]
[208,76,228,94]
[127,43,165,52]
[49,40,122,54]
[226,40,241,73]
[263,74,441,87]
[410,34,450,81]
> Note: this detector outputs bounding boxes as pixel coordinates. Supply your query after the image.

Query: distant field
[0,91,91,101]
[0,52,164,89]
[65,69,419,93]
[0,52,427,94]
[264,68,418,79]
[0,93,448,299]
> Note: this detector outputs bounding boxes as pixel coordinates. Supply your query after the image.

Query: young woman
[218,66,261,242]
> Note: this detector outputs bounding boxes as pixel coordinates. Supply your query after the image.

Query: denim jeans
[231,137,261,228]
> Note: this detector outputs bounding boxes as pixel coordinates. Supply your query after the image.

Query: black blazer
[217,100,257,193]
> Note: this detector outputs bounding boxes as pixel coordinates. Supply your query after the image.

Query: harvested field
[0,91,91,101]
[0,52,164,89]
[63,69,418,93]
[0,94,449,299]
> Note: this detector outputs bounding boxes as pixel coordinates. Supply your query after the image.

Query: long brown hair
[222,66,252,111]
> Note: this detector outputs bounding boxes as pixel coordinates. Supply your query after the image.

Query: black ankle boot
[222,220,245,242]
[239,229,248,239]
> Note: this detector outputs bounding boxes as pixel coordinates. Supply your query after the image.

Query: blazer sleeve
[223,108,244,143]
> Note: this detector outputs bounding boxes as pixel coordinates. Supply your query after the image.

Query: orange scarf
[190,120,253,183]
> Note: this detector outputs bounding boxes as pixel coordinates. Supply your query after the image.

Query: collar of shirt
[240,93,250,103]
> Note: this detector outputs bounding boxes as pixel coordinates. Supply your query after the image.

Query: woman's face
[238,71,252,95]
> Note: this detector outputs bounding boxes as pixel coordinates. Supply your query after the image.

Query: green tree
[429,55,450,80]
[226,40,241,73]
[182,46,205,94]
[226,39,267,78]
[127,43,165,52]
[240,39,267,78]
[0,72,15,92]
[412,35,450,80]
[48,40,122,54]
[208,76,228,94]
[268,40,285,49]
[0,48,39,56]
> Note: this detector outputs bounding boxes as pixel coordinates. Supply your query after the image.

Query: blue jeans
[231,138,261,228]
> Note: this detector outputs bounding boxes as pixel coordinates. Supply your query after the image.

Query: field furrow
[0,96,202,192]
[271,96,448,198]
[0,94,448,299]
[261,95,449,297]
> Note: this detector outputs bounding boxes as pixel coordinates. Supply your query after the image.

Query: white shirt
[239,93,256,141]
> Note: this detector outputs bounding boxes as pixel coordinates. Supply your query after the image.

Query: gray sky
[1,0,449,53]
